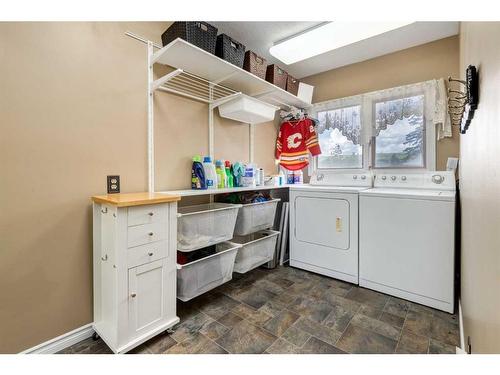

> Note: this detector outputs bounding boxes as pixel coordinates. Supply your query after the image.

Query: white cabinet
[91,193,180,353]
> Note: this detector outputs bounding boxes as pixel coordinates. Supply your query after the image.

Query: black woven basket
[215,34,246,68]
[161,22,218,54]
[243,51,267,80]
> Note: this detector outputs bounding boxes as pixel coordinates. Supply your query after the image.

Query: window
[316,105,363,169]
[373,94,425,168]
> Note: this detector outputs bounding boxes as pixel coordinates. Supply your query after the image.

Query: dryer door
[295,196,349,249]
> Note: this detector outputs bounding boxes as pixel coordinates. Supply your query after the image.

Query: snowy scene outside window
[374,95,425,168]
[316,105,362,169]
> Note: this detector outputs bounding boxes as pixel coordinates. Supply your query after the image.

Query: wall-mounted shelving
[159,184,291,198]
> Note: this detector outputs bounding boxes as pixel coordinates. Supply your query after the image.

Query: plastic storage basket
[177,242,241,301]
[177,203,241,252]
[218,94,278,125]
[234,198,280,236]
[231,230,280,274]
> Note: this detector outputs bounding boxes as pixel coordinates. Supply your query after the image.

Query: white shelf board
[158,184,292,197]
[152,38,312,109]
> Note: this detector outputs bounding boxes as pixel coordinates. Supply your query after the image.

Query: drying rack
[125,31,312,193]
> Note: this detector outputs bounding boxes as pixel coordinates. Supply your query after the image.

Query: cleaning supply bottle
[232,162,245,187]
[294,169,303,184]
[191,155,206,190]
[202,156,217,190]
[215,160,226,189]
[225,160,234,188]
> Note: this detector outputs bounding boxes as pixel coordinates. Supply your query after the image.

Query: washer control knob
[316,173,324,181]
[381,176,387,180]
[361,175,366,180]
[401,176,407,181]
[391,176,397,181]
[432,174,444,184]
[353,175,358,180]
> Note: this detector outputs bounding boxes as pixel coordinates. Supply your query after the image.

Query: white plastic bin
[231,230,280,274]
[177,203,242,251]
[177,242,241,302]
[218,94,279,124]
[233,198,280,236]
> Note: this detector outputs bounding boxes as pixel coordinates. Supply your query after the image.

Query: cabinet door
[128,259,174,338]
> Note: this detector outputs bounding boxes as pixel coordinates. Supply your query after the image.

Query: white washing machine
[359,171,456,313]
[289,172,372,284]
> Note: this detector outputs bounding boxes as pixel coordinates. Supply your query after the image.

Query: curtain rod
[125,31,162,49]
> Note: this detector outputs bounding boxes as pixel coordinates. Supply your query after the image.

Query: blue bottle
[191,155,207,190]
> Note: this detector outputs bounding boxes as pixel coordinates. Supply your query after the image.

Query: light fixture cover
[269,22,415,65]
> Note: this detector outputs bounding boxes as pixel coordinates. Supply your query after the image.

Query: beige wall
[302,36,460,171]
[0,22,274,353]
[459,22,500,353]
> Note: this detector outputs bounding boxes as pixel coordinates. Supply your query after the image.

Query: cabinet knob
[131,293,137,298]
[148,252,154,256]
[148,232,154,236]
[101,254,108,261]
[148,212,154,216]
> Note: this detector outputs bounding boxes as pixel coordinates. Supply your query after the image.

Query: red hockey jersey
[275,118,321,171]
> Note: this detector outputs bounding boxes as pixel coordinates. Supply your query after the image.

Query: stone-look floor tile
[336,324,398,354]
[323,294,361,313]
[57,337,109,354]
[263,310,300,336]
[265,338,300,354]
[128,342,152,354]
[286,279,317,294]
[265,275,295,289]
[231,303,273,326]
[433,310,459,326]
[383,297,410,318]
[166,332,227,354]
[379,312,405,329]
[272,291,300,306]
[171,312,213,343]
[288,296,333,323]
[428,339,456,354]
[430,316,460,346]
[349,313,401,341]
[293,317,342,346]
[407,301,436,316]
[217,312,244,328]
[145,332,177,353]
[396,331,429,354]
[259,299,287,317]
[358,305,383,319]
[403,310,432,337]
[323,303,356,332]
[344,287,389,310]
[196,292,241,320]
[298,337,346,354]
[199,319,230,340]
[215,319,277,354]
[281,325,311,347]
[177,300,201,321]
[235,286,277,309]
[254,278,286,295]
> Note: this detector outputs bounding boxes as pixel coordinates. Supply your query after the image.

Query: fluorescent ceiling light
[269,22,415,65]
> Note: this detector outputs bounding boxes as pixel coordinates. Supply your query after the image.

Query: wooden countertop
[91,192,180,207]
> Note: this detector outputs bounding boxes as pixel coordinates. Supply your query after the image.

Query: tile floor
[59,265,460,354]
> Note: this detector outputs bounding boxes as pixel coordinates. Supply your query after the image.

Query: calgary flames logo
[287,133,302,149]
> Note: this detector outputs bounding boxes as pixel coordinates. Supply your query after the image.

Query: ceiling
[211,22,459,79]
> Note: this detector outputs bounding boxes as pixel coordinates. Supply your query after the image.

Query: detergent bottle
[215,160,226,189]
[191,155,206,190]
[202,156,217,190]
[232,162,245,187]
[225,160,234,188]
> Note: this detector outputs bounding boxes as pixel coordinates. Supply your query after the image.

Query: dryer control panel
[310,171,373,187]
[373,171,456,190]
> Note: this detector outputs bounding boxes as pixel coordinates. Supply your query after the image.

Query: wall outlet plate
[107,175,120,194]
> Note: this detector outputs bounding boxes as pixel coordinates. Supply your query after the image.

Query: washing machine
[359,171,456,313]
[289,172,372,284]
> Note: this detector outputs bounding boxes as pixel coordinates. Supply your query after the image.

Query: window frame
[371,91,427,170]
[310,96,368,173]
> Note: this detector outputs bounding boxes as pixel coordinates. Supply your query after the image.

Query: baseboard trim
[20,323,94,354]
[456,298,467,354]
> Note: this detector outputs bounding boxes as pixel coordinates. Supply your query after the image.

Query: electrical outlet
[107,175,120,194]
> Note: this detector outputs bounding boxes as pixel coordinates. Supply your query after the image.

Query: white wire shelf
[151,38,312,109]
[158,184,292,197]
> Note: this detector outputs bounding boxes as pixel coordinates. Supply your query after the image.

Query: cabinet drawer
[127,240,168,269]
[128,204,168,227]
[127,222,167,248]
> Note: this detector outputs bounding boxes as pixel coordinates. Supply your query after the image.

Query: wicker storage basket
[266,64,288,90]
[161,22,218,54]
[243,51,267,80]
[286,75,300,96]
[215,34,246,68]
